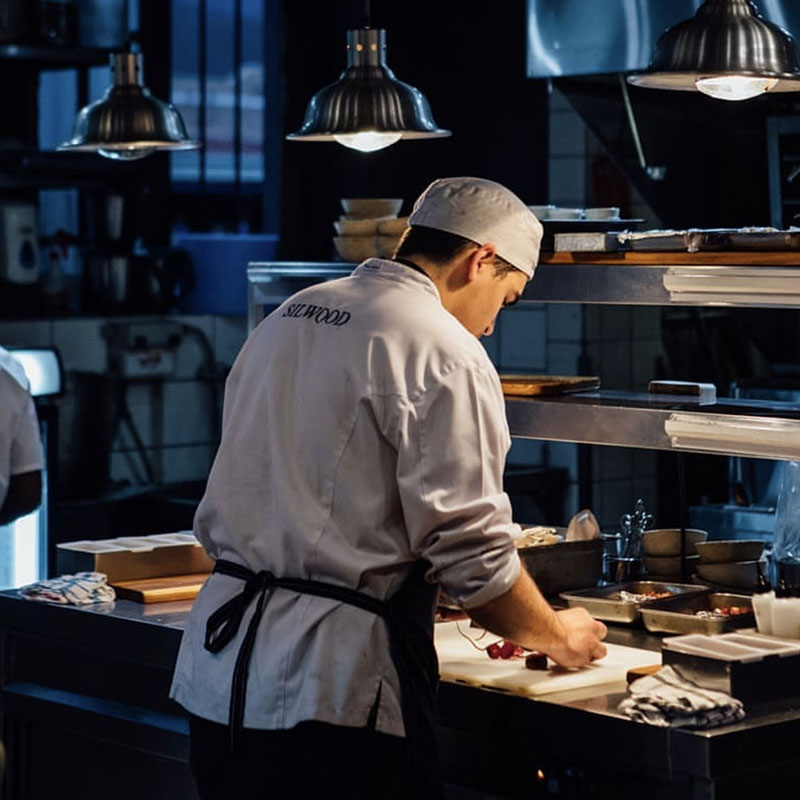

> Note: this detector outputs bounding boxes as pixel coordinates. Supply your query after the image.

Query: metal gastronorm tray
[559,581,707,624]
[640,592,754,635]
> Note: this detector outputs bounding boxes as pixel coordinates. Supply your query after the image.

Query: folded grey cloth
[618,665,745,728]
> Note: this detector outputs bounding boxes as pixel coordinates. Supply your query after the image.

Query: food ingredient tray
[560,581,708,624]
[662,631,800,710]
[640,592,754,635]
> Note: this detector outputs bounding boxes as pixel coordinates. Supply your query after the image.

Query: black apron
[203,558,442,799]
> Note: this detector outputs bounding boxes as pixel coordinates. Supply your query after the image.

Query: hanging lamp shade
[58,53,200,160]
[628,0,800,101]
[286,28,451,152]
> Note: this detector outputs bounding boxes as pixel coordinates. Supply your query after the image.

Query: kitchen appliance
[0,204,39,285]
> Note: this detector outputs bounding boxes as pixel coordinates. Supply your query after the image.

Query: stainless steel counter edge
[3,590,800,787]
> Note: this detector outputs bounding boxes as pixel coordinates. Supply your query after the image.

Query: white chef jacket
[170,259,522,736]
[0,347,44,513]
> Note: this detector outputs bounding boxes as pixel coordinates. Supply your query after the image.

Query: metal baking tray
[640,591,754,635]
[560,581,707,624]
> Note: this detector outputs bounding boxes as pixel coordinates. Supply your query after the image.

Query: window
[170,0,266,188]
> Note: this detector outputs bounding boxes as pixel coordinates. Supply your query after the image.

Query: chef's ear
[466,243,497,281]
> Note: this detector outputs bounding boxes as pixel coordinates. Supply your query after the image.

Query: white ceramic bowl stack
[333,198,407,262]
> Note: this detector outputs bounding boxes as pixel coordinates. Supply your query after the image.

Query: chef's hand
[546,607,608,668]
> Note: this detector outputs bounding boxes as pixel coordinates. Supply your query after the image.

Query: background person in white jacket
[171,177,607,800]
[0,347,43,526]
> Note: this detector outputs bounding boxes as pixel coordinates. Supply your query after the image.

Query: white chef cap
[407,176,543,279]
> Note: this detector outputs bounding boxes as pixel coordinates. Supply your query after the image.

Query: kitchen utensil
[333,236,378,262]
[333,218,384,236]
[377,216,410,236]
[375,235,401,258]
[340,198,403,217]
[639,591,754,635]
[560,581,707,624]
[644,554,699,576]
[695,539,765,564]
[696,559,768,590]
[517,537,602,596]
[641,528,707,557]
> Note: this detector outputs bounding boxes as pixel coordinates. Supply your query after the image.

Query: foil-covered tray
[560,581,707,624]
[640,591,754,635]
[617,227,800,252]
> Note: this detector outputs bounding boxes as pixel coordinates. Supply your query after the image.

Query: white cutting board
[435,621,658,697]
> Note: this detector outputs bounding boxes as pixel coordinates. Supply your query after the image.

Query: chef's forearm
[466,567,563,652]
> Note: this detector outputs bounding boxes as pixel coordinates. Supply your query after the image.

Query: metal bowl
[644,554,699,576]
[641,528,708,557]
[696,539,766,564]
[696,559,767,590]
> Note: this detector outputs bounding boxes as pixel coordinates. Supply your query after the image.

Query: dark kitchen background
[2,0,800,583]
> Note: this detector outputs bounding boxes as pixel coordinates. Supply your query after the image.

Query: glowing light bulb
[695,75,778,101]
[98,145,156,160]
[333,131,402,152]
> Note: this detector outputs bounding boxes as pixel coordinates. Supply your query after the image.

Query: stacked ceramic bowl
[333,198,408,262]
[641,528,708,581]
[695,539,768,591]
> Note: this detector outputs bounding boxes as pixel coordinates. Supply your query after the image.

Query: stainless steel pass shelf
[529,251,800,307]
[249,254,800,311]
[506,391,800,460]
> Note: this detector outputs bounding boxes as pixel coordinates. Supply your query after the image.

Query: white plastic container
[752,590,775,635]
[770,596,800,639]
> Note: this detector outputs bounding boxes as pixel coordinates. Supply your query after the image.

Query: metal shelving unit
[246,255,800,459]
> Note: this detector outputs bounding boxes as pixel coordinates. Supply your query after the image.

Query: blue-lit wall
[527,0,800,78]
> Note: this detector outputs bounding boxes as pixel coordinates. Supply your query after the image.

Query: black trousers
[189,714,413,799]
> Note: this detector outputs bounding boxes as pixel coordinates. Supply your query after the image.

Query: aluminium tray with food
[560,581,708,624]
[639,591,754,635]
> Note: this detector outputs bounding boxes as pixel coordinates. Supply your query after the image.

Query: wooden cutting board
[499,374,600,396]
[110,572,210,603]
[434,621,657,696]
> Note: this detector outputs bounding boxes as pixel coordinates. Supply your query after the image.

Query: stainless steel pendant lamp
[58,51,200,161]
[628,0,800,101]
[286,24,451,152]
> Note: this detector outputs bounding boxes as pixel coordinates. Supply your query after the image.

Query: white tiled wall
[0,314,247,490]
[487,86,666,531]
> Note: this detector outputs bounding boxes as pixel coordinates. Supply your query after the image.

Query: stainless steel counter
[1,591,799,798]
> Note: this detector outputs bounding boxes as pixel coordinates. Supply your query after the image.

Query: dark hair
[394,225,517,276]
[394,226,474,264]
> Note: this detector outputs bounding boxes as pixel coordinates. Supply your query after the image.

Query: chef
[171,176,607,800]
[0,346,43,525]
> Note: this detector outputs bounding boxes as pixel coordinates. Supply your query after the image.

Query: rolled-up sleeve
[395,364,521,609]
